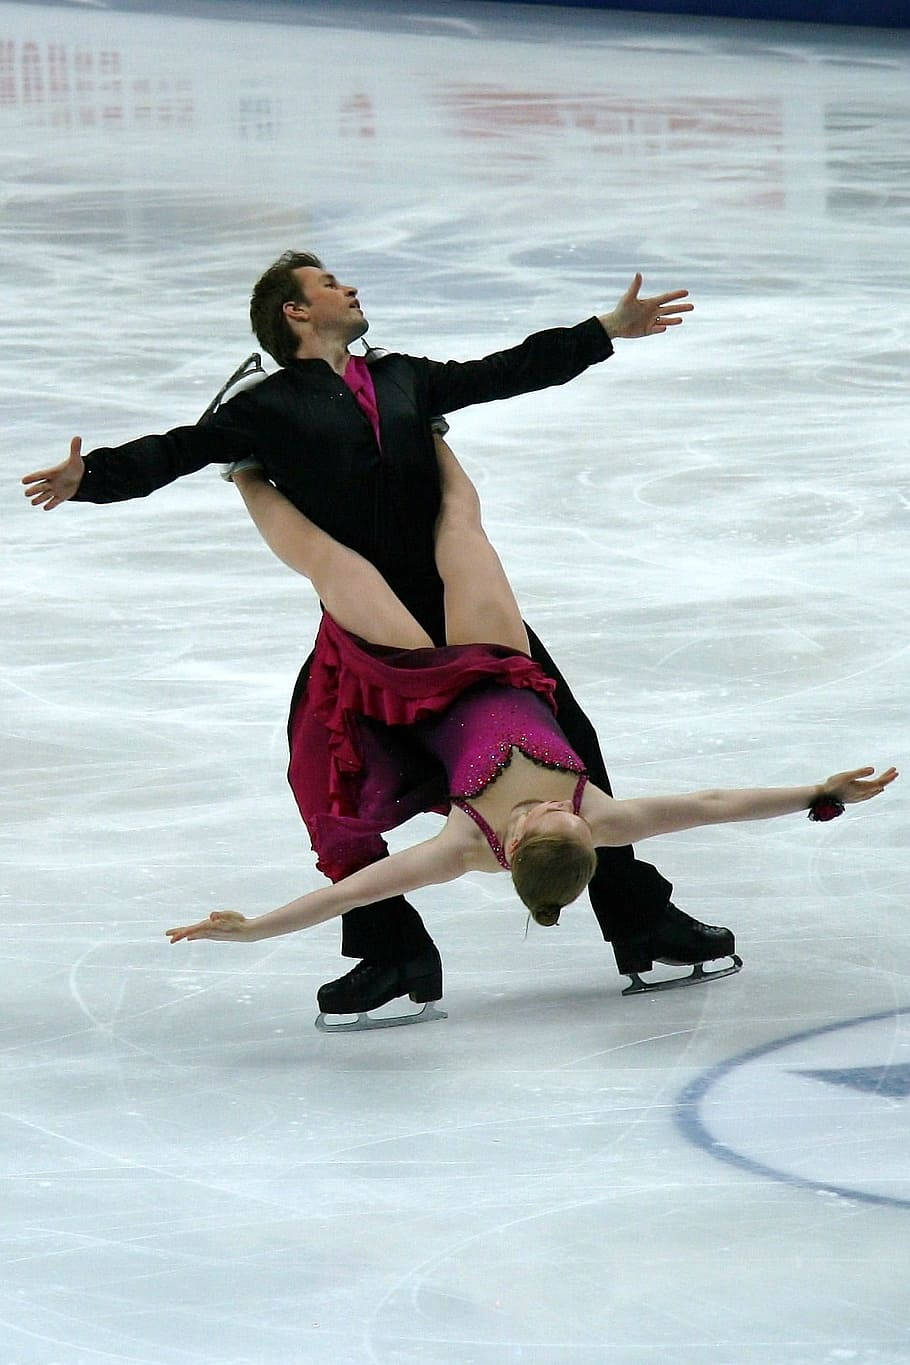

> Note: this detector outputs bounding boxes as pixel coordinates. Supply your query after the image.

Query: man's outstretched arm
[22,437,85,510]
[21,393,261,508]
[420,273,692,416]
[597,272,692,339]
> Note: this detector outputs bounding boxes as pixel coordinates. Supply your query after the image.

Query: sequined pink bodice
[416,682,586,865]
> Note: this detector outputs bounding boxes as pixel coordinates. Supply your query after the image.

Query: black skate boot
[315,946,446,1032]
[613,903,742,996]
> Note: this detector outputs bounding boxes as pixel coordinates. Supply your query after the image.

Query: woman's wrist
[808,784,845,822]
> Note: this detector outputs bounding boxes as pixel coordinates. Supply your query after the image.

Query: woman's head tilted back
[509,816,597,926]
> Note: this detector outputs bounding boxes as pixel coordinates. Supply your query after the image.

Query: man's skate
[198,352,271,483]
[199,352,267,425]
[614,903,742,996]
[315,947,446,1032]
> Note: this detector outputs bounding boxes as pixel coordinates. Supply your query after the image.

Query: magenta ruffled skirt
[288,613,556,881]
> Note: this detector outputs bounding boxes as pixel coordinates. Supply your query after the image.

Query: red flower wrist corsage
[808,795,846,822]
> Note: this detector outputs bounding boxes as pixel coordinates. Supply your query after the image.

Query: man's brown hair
[250,250,323,365]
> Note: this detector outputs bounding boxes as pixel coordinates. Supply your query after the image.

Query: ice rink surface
[2,0,910,1361]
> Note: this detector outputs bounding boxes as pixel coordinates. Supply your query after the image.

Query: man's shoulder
[364,346,412,368]
[215,363,299,410]
[365,349,428,387]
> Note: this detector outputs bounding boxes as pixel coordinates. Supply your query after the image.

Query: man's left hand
[599,273,693,340]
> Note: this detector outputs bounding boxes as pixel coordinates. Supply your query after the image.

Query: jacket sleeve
[419,316,613,415]
[73,392,262,504]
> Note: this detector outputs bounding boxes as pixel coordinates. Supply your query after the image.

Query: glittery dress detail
[416,684,588,868]
[288,612,585,881]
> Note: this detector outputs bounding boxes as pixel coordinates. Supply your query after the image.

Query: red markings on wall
[439,88,782,145]
[0,40,194,128]
[438,88,785,206]
[339,94,376,138]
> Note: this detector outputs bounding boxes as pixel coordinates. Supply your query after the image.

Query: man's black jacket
[75,318,613,638]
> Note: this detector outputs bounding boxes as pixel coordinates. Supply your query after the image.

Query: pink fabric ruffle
[287,612,556,881]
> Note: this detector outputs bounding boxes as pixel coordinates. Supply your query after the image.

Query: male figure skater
[23,251,738,1023]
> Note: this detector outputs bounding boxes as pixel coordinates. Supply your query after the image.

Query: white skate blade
[622,954,743,997]
[314,1001,448,1033]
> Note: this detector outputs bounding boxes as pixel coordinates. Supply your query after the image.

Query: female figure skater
[166,438,896,953]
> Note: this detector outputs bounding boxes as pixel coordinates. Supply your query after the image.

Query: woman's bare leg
[432,437,530,653]
[233,468,433,648]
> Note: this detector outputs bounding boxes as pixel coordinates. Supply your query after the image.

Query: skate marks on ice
[3,2,910,1361]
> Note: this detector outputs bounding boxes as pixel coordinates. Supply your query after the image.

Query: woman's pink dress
[288,612,585,881]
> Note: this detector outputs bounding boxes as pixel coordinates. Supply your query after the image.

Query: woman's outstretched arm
[588,766,898,847]
[167,826,470,945]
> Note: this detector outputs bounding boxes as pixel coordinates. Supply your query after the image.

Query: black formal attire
[75,318,674,965]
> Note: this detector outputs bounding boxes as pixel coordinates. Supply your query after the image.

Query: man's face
[290,266,369,342]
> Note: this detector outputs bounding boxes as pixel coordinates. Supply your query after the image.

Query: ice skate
[315,1000,448,1032]
[198,351,267,425]
[314,947,446,1032]
[621,953,743,995]
[195,351,269,480]
[613,903,742,996]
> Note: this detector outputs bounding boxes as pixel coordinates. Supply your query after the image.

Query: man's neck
[293,335,351,377]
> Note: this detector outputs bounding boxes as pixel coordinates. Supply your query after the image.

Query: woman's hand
[822,766,899,804]
[166,911,252,944]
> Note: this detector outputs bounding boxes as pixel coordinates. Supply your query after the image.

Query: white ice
[2,1,910,1362]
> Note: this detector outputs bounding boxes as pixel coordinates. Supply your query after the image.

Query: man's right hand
[22,437,86,509]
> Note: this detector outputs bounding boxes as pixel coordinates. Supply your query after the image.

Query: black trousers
[288,623,673,964]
